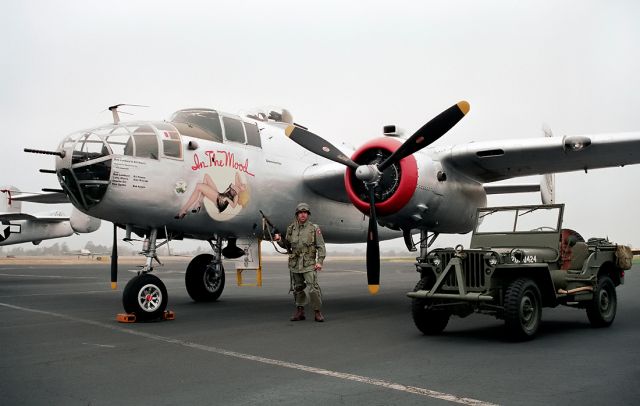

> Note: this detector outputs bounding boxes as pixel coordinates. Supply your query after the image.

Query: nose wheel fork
[118,228,174,322]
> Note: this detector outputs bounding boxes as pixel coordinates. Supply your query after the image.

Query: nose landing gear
[119,228,172,322]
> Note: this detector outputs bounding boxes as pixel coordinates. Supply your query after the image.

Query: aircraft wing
[10,191,69,204]
[0,213,37,221]
[303,162,350,202]
[440,132,640,183]
[0,212,69,222]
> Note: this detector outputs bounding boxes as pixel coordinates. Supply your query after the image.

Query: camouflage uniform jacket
[279,221,326,273]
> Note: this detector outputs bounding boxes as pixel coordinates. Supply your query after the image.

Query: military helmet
[295,202,311,215]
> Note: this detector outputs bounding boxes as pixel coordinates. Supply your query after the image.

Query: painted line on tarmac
[0,301,499,406]
[0,290,115,298]
[0,273,97,279]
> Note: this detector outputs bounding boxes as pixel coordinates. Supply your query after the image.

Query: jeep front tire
[504,277,542,340]
[411,278,451,335]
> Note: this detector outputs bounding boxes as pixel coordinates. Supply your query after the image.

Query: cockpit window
[170,109,222,142]
[222,117,245,143]
[72,133,109,164]
[155,123,183,159]
[130,125,159,159]
[244,122,261,147]
[103,126,133,156]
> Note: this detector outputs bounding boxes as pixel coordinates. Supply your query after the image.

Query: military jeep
[407,204,633,340]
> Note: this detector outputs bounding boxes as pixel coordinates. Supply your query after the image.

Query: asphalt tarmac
[1,258,639,406]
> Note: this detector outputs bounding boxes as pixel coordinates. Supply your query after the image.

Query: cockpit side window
[155,123,183,159]
[103,126,133,156]
[132,125,159,159]
[171,110,222,142]
[244,122,261,148]
[222,117,245,143]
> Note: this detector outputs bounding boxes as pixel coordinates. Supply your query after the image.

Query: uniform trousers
[292,270,322,310]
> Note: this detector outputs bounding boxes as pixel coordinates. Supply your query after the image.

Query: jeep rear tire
[586,275,616,327]
[504,278,542,340]
[411,278,450,335]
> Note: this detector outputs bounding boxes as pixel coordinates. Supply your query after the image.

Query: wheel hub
[138,284,162,312]
[203,265,222,292]
[520,295,537,327]
[599,290,610,310]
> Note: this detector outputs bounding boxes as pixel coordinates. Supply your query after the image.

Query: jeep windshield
[475,205,563,234]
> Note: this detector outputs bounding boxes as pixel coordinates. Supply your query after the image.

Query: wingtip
[457,101,470,115]
[368,284,380,295]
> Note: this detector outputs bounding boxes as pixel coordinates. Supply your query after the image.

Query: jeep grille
[439,252,487,291]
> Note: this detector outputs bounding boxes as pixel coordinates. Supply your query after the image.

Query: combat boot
[314,310,325,322]
[290,306,305,321]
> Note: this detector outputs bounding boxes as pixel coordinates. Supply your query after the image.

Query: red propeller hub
[344,137,418,217]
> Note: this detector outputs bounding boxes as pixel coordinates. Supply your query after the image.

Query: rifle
[259,210,289,254]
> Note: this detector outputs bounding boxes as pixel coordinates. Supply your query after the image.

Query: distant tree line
[0,241,195,257]
[0,241,409,258]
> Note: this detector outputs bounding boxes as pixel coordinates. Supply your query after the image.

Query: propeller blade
[285,125,360,170]
[110,223,118,289]
[378,101,470,171]
[366,187,380,294]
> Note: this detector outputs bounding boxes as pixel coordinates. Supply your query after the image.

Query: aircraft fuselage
[53,107,486,243]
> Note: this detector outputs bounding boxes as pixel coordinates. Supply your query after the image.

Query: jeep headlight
[428,254,441,268]
[484,252,499,266]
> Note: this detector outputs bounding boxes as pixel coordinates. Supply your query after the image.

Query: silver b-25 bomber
[408,204,633,340]
[15,99,640,320]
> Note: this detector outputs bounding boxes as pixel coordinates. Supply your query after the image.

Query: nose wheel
[122,272,168,321]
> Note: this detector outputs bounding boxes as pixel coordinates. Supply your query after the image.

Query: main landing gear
[185,238,226,302]
[119,229,226,322]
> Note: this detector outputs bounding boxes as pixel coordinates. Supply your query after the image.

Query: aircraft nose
[56,131,112,210]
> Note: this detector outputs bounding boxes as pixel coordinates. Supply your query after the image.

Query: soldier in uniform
[273,202,326,322]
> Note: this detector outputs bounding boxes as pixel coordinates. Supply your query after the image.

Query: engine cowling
[70,208,102,233]
[344,137,418,217]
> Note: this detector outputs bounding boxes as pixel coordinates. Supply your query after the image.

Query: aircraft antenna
[105,104,149,125]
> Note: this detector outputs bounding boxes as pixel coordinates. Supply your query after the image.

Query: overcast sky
[1,0,639,253]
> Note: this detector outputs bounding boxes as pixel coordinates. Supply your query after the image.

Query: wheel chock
[116,313,137,323]
[162,310,176,320]
[116,310,175,323]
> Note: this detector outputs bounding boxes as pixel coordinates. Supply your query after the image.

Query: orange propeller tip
[368,284,380,295]
[284,125,295,137]
[457,101,470,115]
[111,282,117,290]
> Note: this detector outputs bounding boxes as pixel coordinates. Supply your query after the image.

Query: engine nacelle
[70,208,102,233]
[344,138,486,233]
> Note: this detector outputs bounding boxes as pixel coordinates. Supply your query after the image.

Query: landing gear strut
[121,228,170,321]
[185,236,226,302]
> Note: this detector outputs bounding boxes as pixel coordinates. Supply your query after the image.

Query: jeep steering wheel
[529,226,555,232]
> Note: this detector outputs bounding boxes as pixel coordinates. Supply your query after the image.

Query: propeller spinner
[285,101,470,294]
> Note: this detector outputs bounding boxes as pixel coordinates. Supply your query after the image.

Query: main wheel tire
[504,278,542,340]
[185,253,225,302]
[586,275,617,328]
[122,274,168,321]
[411,278,450,335]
